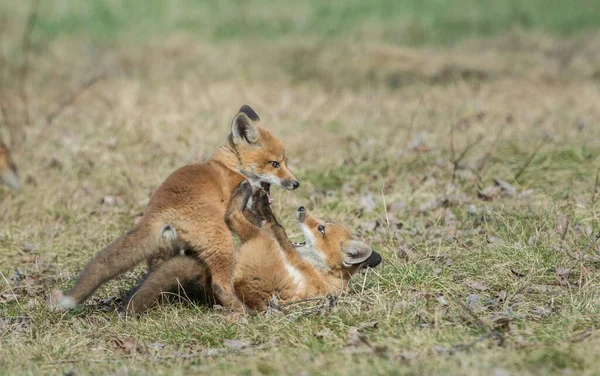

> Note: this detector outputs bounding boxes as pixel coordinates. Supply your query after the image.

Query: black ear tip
[239,105,260,121]
[366,250,382,268]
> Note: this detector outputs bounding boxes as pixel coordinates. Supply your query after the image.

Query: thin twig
[579,232,600,261]
[514,138,547,181]
[457,300,504,346]
[561,215,571,242]
[476,124,505,177]
[45,74,105,125]
[452,134,484,183]
[0,15,17,146]
[402,91,427,150]
[592,167,599,205]
[18,0,41,127]
[453,236,473,252]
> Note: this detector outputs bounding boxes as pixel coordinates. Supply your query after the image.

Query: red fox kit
[228,183,381,310]
[124,182,381,313]
[54,105,299,313]
[0,140,19,190]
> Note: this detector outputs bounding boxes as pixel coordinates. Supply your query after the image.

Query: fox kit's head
[230,105,299,202]
[0,142,19,190]
[293,206,381,288]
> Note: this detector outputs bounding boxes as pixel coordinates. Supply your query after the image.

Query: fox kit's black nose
[298,206,305,212]
[292,180,300,190]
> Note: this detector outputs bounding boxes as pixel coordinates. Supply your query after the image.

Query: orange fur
[55,105,299,313]
[123,184,381,313]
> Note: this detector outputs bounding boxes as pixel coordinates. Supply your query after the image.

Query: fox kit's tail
[55,220,169,310]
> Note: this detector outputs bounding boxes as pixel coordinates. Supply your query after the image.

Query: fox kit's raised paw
[252,189,277,225]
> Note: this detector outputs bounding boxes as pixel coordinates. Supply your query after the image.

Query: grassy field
[1,1,600,375]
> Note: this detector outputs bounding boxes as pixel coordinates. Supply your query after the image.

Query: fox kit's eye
[270,161,280,168]
[318,224,325,235]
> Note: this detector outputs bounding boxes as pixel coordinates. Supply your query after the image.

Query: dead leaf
[358,321,378,330]
[48,289,64,308]
[494,178,516,197]
[419,199,442,213]
[359,191,377,212]
[531,306,552,317]
[101,195,124,207]
[556,268,570,286]
[316,328,331,340]
[495,290,507,304]
[466,294,481,309]
[0,293,17,304]
[526,285,564,296]
[387,201,406,213]
[396,245,419,261]
[360,220,380,233]
[23,242,40,252]
[346,327,362,347]
[510,268,526,278]
[111,337,138,355]
[20,254,37,264]
[478,186,501,200]
[465,280,488,291]
[48,157,64,170]
[223,339,251,349]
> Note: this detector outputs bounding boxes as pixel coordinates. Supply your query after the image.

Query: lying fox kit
[122,182,381,314]
[0,140,19,190]
[228,183,381,310]
[53,105,299,313]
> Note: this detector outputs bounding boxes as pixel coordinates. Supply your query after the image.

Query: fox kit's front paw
[252,189,277,224]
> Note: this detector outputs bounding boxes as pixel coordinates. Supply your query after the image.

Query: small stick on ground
[453,236,473,252]
[0,15,18,146]
[592,167,599,205]
[452,134,484,183]
[18,0,41,127]
[579,232,600,261]
[457,300,504,347]
[476,124,505,178]
[561,215,571,242]
[514,138,547,181]
[45,74,105,125]
[402,91,428,150]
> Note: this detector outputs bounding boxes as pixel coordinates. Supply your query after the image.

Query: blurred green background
[3,0,600,45]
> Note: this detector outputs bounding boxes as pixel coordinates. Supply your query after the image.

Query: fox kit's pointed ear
[231,105,260,145]
[342,240,373,266]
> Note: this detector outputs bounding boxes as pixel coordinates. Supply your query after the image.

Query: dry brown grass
[1,30,600,375]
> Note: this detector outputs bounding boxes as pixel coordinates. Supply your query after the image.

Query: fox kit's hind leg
[56,220,165,310]
[126,256,208,314]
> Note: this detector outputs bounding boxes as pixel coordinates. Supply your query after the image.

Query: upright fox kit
[125,183,381,313]
[55,105,299,313]
[0,140,19,190]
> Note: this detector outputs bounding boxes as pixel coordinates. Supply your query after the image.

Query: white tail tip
[49,289,77,311]
[57,296,77,310]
